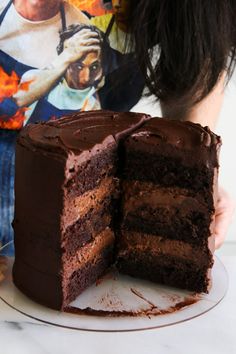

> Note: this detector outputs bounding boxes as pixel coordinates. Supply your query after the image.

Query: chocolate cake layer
[123,119,221,200]
[62,227,115,280]
[122,181,208,213]
[117,231,213,269]
[122,212,211,246]
[62,176,119,257]
[13,228,114,310]
[62,243,114,307]
[124,151,215,198]
[62,205,112,258]
[117,252,211,293]
[13,242,114,310]
[62,228,115,306]
[14,206,112,274]
[116,230,214,293]
[64,147,118,198]
[14,175,116,236]
[63,177,118,228]
[121,181,212,245]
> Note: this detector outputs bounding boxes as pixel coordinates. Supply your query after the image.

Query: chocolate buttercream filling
[122,180,209,216]
[118,231,212,267]
[62,227,115,279]
[62,177,118,229]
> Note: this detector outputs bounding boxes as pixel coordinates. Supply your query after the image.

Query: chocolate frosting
[18,111,150,159]
[129,118,221,150]
[125,118,221,169]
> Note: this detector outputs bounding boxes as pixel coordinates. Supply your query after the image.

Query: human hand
[61,28,101,65]
[214,186,235,249]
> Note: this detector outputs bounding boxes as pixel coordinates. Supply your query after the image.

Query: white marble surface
[0,254,236,354]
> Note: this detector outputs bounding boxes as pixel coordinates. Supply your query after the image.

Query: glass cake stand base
[0,256,228,332]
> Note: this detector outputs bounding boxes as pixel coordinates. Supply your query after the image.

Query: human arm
[214,187,235,249]
[13,28,101,107]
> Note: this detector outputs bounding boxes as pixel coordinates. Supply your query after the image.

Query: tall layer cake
[13,111,149,310]
[117,118,221,292]
[13,111,221,310]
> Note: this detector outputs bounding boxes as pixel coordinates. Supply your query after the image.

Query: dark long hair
[128,0,236,109]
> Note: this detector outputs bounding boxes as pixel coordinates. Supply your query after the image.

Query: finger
[65,38,101,50]
[80,32,100,40]
[214,213,230,249]
[64,33,100,49]
[79,38,101,46]
[72,29,100,40]
[214,187,236,249]
[214,203,235,249]
[73,28,98,35]
[78,45,101,54]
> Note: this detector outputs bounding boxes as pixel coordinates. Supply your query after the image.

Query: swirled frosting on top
[125,118,221,167]
[18,110,150,158]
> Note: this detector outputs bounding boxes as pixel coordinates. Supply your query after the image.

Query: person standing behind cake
[0,0,235,258]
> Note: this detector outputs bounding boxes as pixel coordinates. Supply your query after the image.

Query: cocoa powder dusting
[64,289,199,318]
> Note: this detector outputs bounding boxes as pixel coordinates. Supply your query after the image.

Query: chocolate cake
[117,118,221,292]
[12,111,149,310]
[12,111,221,311]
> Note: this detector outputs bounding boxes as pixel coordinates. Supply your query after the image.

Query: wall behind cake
[131,77,236,244]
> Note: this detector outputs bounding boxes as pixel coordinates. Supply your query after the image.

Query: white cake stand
[0,256,228,332]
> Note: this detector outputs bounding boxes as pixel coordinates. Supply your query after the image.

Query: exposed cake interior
[61,142,120,307]
[117,118,220,292]
[62,228,115,306]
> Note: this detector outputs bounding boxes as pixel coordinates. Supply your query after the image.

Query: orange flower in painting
[0,67,19,102]
[0,108,28,130]
[0,66,32,129]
